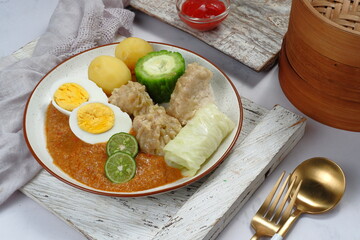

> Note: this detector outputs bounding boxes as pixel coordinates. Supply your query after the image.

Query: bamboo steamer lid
[289,0,360,67]
[312,0,360,31]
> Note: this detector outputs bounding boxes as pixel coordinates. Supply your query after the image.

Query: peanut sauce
[45,104,183,192]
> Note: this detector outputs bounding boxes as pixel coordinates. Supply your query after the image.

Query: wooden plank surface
[130,0,291,71]
[21,100,306,240]
[21,97,268,240]
[154,105,306,240]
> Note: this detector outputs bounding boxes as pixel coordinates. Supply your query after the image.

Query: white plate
[23,42,243,197]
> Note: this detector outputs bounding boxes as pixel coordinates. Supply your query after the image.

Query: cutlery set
[250,157,346,239]
[250,172,301,240]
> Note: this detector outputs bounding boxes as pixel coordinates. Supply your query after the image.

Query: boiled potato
[88,55,131,95]
[115,37,153,72]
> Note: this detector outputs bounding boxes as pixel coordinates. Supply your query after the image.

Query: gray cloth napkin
[0,0,135,205]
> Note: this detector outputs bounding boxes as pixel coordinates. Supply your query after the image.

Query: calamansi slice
[106,132,138,157]
[105,152,136,183]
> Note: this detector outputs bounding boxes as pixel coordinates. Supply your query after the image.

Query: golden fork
[250,171,302,240]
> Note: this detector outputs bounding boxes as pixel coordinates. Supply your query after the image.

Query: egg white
[50,78,108,116]
[69,102,132,144]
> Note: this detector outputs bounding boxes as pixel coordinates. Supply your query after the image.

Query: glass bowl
[176,0,231,31]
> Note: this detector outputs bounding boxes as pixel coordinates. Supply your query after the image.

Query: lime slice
[105,152,136,183]
[106,132,138,157]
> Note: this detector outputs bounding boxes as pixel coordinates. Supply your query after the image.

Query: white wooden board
[21,100,306,240]
[130,0,292,71]
[14,39,306,240]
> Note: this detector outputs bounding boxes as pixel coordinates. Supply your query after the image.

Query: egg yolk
[54,83,89,111]
[77,103,115,134]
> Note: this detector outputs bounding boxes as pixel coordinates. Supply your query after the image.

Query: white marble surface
[0,1,359,240]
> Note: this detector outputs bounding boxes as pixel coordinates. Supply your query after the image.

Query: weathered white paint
[154,105,306,240]
[21,100,305,240]
[130,0,291,71]
[16,39,306,240]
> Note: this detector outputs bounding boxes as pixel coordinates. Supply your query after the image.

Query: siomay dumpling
[133,105,182,156]
[167,62,214,126]
[109,81,153,117]
[163,103,235,177]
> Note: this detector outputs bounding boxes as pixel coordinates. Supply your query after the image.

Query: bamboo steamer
[279,0,360,131]
[289,0,360,67]
[285,30,360,102]
[279,41,360,131]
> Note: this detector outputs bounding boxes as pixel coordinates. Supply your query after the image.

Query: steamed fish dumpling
[167,62,214,126]
[163,103,235,177]
[133,105,182,156]
[109,81,154,117]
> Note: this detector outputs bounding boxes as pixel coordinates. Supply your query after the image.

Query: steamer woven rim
[309,0,360,32]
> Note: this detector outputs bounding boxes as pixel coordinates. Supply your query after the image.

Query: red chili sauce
[45,104,183,192]
[180,0,227,31]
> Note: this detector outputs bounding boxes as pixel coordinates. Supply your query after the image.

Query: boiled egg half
[51,78,108,116]
[69,102,132,144]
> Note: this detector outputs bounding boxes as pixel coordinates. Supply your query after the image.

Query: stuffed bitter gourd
[135,50,185,103]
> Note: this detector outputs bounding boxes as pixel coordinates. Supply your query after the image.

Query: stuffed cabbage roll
[163,103,235,177]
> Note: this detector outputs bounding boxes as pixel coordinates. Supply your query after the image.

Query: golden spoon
[271,157,346,240]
